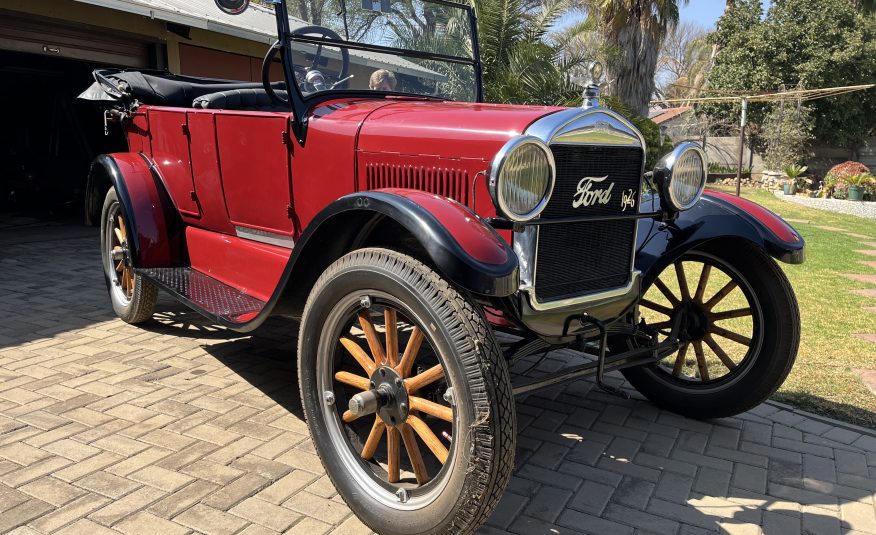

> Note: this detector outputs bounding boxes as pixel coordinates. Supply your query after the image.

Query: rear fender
[274,189,518,317]
[86,154,183,268]
[636,191,805,288]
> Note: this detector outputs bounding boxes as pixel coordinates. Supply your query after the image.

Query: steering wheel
[262,25,351,106]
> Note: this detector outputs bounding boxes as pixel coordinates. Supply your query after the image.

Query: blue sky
[680,2,727,29]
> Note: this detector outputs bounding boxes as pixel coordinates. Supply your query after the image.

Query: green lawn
[708,186,876,427]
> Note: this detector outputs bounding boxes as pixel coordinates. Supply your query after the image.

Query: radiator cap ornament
[572,61,604,109]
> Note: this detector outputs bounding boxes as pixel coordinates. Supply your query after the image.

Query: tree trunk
[602,22,660,117]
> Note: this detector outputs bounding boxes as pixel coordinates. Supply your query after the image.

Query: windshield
[279,0,479,101]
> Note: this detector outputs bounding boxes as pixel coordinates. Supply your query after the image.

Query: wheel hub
[674,301,710,341]
[347,366,410,426]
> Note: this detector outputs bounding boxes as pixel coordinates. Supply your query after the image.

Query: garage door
[0,11,151,68]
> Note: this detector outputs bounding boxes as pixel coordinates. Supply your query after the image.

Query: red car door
[214,112,294,237]
[148,109,200,217]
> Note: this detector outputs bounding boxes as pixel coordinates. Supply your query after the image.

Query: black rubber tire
[620,241,800,419]
[298,248,515,535]
[100,188,157,324]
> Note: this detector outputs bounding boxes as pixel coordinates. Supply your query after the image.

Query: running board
[138,267,266,324]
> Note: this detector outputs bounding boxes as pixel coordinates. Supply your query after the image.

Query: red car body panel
[704,190,802,244]
[186,226,288,302]
[104,152,181,268]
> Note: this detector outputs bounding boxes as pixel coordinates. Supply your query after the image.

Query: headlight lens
[489,137,555,221]
[656,143,707,211]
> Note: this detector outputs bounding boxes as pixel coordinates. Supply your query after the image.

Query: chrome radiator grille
[534,146,644,302]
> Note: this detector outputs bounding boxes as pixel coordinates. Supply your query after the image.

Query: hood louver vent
[364,162,471,206]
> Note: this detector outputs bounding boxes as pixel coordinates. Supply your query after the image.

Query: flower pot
[849,186,864,201]
[783,184,791,195]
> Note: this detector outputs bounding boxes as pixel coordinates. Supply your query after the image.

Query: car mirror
[214,0,249,14]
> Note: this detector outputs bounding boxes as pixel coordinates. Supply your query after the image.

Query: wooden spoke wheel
[639,253,760,383]
[619,243,800,419]
[298,249,514,535]
[100,188,157,324]
[333,304,453,487]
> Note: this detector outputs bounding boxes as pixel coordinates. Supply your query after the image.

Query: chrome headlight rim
[655,142,708,212]
[488,136,556,222]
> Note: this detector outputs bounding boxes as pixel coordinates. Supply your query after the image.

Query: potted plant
[783,164,807,195]
[847,173,875,201]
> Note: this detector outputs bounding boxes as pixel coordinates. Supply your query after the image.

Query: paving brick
[175,503,250,535]
[30,493,110,533]
[232,496,302,531]
[129,465,194,493]
[88,486,166,526]
[115,511,189,535]
[284,491,350,525]
[203,472,270,510]
[0,499,55,532]
[732,463,768,494]
[74,470,141,499]
[55,518,121,535]
[42,438,101,462]
[256,470,318,504]
[485,491,529,530]
[557,508,634,535]
[653,471,693,504]
[4,456,72,487]
[19,476,86,507]
[147,479,219,519]
[603,503,680,535]
[0,442,51,465]
[568,479,614,515]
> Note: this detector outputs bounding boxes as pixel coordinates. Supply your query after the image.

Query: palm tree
[473,0,595,105]
[586,0,689,115]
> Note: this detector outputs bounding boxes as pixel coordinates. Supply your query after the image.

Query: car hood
[356,100,565,161]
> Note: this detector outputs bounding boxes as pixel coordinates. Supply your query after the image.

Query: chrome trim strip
[519,106,647,310]
[234,226,295,249]
[522,271,641,312]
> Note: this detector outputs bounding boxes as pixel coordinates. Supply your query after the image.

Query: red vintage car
[82,0,804,532]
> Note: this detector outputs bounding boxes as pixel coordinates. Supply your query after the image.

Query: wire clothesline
[652,84,875,105]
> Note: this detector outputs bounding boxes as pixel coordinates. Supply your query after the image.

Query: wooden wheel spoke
[361,416,385,460]
[396,327,424,378]
[641,299,674,317]
[387,425,400,483]
[401,423,429,484]
[339,337,377,375]
[711,325,752,346]
[649,320,673,330]
[704,281,738,310]
[694,264,712,303]
[653,278,680,306]
[117,215,128,239]
[114,227,125,245]
[358,311,386,364]
[710,308,752,322]
[407,415,448,464]
[410,396,453,422]
[334,371,370,391]
[115,260,124,273]
[704,334,737,371]
[342,410,359,423]
[672,343,689,376]
[675,261,692,301]
[384,309,399,368]
[405,364,444,392]
[693,341,710,381]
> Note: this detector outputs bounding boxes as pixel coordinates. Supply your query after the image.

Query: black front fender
[636,191,805,288]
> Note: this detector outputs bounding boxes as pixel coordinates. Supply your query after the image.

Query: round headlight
[488,136,555,221]
[655,143,707,212]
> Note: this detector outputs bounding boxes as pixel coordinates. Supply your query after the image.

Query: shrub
[824,161,872,199]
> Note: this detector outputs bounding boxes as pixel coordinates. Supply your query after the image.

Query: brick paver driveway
[1,221,876,535]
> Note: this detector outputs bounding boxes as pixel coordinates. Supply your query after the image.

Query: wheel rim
[317,292,456,510]
[638,252,764,387]
[105,203,135,303]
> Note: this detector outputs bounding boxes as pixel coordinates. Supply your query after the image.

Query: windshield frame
[272,0,482,131]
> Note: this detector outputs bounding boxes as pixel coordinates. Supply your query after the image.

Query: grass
[702,185,876,428]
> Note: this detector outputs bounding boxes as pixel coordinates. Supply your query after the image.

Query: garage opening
[0,11,156,221]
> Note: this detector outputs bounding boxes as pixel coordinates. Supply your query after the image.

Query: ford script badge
[572,176,613,208]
